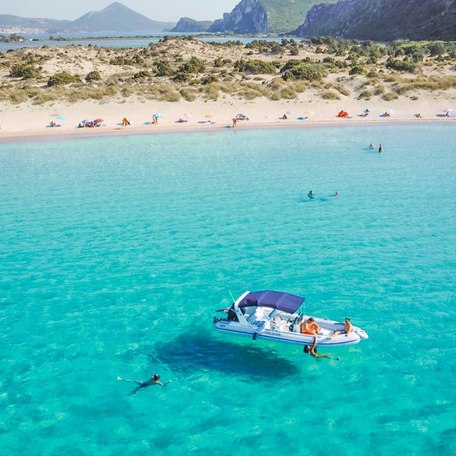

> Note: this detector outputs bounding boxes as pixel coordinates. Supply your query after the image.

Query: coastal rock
[209,0,268,34]
[208,0,338,34]
[294,0,456,41]
[170,17,213,33]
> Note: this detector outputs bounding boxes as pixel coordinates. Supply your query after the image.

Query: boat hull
[214,318,367,347]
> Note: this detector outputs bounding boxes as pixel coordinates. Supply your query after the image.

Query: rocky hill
[295,0,456,41]
[0,2,174,35]
[170,18,212,33]
[71,2,174,33]
[207,0,338,34]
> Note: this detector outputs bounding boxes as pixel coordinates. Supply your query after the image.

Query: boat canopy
[238,290,304,314]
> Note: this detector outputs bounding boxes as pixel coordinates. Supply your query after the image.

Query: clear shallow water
[0,125,455,455]
[0,34,291,52]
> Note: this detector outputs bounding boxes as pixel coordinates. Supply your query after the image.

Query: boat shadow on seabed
[152,329,300,380]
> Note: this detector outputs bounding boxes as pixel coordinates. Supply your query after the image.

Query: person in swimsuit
[332,318,353,337]
[308,190,314,199]
[128,374,165,395]
[304,337,339,360]
[300,317,321,335]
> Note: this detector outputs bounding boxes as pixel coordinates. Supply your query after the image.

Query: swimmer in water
[304,337,339,360]
[334,191,340,198]
[378,144,383,152]
[308,190,314,199]
[369,143,375,149]
[118,373,170,395]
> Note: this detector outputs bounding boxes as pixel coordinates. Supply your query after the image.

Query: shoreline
[0,114,454,144]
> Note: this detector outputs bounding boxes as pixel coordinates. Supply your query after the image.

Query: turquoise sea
[1,125,455,455]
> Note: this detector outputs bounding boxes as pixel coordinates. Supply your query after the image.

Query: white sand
[0,94,454,142]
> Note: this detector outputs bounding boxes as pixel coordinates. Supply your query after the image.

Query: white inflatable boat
[213,290,368,347]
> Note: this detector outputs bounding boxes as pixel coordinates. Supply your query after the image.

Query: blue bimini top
[238,290,304,314]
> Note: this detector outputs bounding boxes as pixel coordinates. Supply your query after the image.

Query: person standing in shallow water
[378,144,383,152]
[308,190,314,199]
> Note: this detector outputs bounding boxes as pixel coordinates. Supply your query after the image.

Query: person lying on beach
[304,337,339,360]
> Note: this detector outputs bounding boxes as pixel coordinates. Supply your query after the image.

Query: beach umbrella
[386,108,395,115]
[153,113,163,118]
[204,113,213,119]
[363,108,371,113]
[55,115,65,121]
[443,107,453,113]
[94,118,103,123]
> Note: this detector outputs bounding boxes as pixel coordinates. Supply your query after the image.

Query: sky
[0,0,240,22]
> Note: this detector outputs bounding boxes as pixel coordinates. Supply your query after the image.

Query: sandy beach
[1,38,455,141]
[0,95,454,142]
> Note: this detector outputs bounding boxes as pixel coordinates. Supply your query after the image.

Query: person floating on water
[334,191,340,198]
[304,337,339,360]
[308,190,314,199]
[117,373,171,395]
[369,143,375,150]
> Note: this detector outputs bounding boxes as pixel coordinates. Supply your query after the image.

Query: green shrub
[321,90,340,100]
[235,59,276,75]
[281,61,326,82]
[85,70,101,82]
[47,71,81,87]
[133,71,150,79]
[386,59,416,73]
[155,60,174,77]
[10,64,40,79]
[382,92,398,101]
[180,87,197,101]
[349,65,365,75]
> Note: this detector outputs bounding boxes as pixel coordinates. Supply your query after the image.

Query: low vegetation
[0,36,455,105]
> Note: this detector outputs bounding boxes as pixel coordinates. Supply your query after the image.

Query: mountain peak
[72,1,175,32]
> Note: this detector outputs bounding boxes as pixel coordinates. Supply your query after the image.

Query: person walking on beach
[304,337,339,360]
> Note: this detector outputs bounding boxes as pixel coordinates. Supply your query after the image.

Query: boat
[213,290,368,347]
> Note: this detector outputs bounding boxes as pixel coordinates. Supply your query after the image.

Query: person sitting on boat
[304,337,339,360]
[300,317,321,335]
[224,304,238,322]
[332,317,353,337]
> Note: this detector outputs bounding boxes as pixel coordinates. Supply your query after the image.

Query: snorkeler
[304,337,339,360]
[118,373,171,395]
